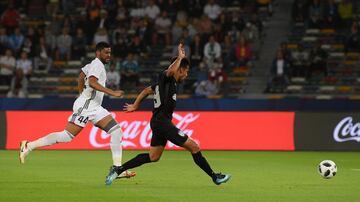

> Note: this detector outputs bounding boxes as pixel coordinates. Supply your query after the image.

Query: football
[318,160,337,179]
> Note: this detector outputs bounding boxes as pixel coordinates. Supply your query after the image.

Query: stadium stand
[0,0,274,98]
[266,0,360,99]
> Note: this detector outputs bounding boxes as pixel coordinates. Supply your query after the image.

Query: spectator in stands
[0,27,8,53]
[97,9,113,30]
[129,0,145,18]
[115,0,127,22]
[232,36,252,68]
[290,44,310,77]
[121,52,140,89]
[190,34,204,67]
[145,0,160,21]
[309,42,328,77]
[154,11,172,46]
[345,23,360,52]
[221,35,232,68]
[250,14,264,37]
[0,49,15,86]
[46,0,59,18]
[20,37,35,58]
[324,0,339,29]
[8,27,24,55]
[113,34,128,60]
[279,42,291,61]
[242,22,260,57]
[338,0,353,29]
[86,0,101,44]
[56,27,72,61]
[203,35,221,68]
[8,51,32,98]
[137,19,152,48]
[171,21,183,45]
[269,51,289,90]
[0,4,20,31]
[62,15,75,34]
[195,79,219,97]
[15,51,32,78]
[128,35,145,56]
[34,37,53,72]
[197,15,213,37]
[72,28,87,60]
[308,0,323,29]
[163,0,177,21]
[203,0,222,21]
[93,28,109,45]
[44,26,57,53]
[106,62,120,90]
[292,0,308,23]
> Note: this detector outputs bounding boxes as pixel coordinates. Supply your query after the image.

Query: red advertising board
[6,111,295,150]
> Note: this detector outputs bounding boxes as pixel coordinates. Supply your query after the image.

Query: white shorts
[68,100,110,127]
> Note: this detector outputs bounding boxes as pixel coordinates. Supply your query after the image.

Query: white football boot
[19,140,30,164]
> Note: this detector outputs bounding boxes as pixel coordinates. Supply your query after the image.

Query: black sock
[192,151,215,179]
[116,153,151,174]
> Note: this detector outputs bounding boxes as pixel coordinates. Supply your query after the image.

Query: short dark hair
[95,42,110,51]
[170,57,190,69]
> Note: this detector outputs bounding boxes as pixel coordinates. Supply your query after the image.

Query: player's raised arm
[166,43,186,77]
[88,76,124,97]
[78,71,86,94]
[123,86,154,112]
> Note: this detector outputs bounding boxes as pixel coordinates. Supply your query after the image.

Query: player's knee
[149,154,161,162]
[188,139,200,153]
[192,142,200,153]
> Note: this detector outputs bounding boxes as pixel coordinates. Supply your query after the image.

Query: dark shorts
[150,119,189,147]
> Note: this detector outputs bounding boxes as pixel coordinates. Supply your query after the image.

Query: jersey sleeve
[87,63,102,79]
[81,65,88,76]
[151,83,157,91]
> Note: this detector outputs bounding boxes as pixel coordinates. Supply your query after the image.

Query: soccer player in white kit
[19,42,135,179]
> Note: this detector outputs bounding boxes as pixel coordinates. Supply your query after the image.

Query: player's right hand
[123,103,138,112]
[112,90,124,98]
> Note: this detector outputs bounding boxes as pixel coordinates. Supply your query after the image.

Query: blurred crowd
[0,0,272,97]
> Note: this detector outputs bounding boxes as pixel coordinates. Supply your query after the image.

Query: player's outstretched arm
[124,86,153,112]
[166,43,186,77]
[89,76,124,97]
[78,71,86,94]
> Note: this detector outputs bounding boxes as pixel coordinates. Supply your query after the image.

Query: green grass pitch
[1,150,360,202]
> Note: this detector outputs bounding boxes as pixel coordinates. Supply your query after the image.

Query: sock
[27,130,74,151]
[109,125,123,166]
[192,151,215,179]
[116,153,151,174]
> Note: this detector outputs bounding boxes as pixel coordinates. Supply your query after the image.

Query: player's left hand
[178,43,186,59]
[123,103,138,112]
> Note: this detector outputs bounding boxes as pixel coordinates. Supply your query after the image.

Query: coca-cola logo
[333,117,360,142]
[89,112,200,148]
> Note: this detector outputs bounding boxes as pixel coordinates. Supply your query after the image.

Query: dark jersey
[151,71,177,120]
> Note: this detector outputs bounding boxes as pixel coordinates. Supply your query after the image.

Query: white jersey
[76,58,107,109]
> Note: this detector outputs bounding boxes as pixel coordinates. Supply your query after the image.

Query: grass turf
[1,150,360,202]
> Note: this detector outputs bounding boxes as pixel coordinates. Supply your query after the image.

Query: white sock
[27,130,74,151]
[109,125,123,166]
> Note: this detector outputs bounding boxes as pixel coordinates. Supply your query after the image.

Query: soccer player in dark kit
[105,44,231,186]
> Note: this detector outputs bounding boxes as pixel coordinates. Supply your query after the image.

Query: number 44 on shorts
[78,116,89,124]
